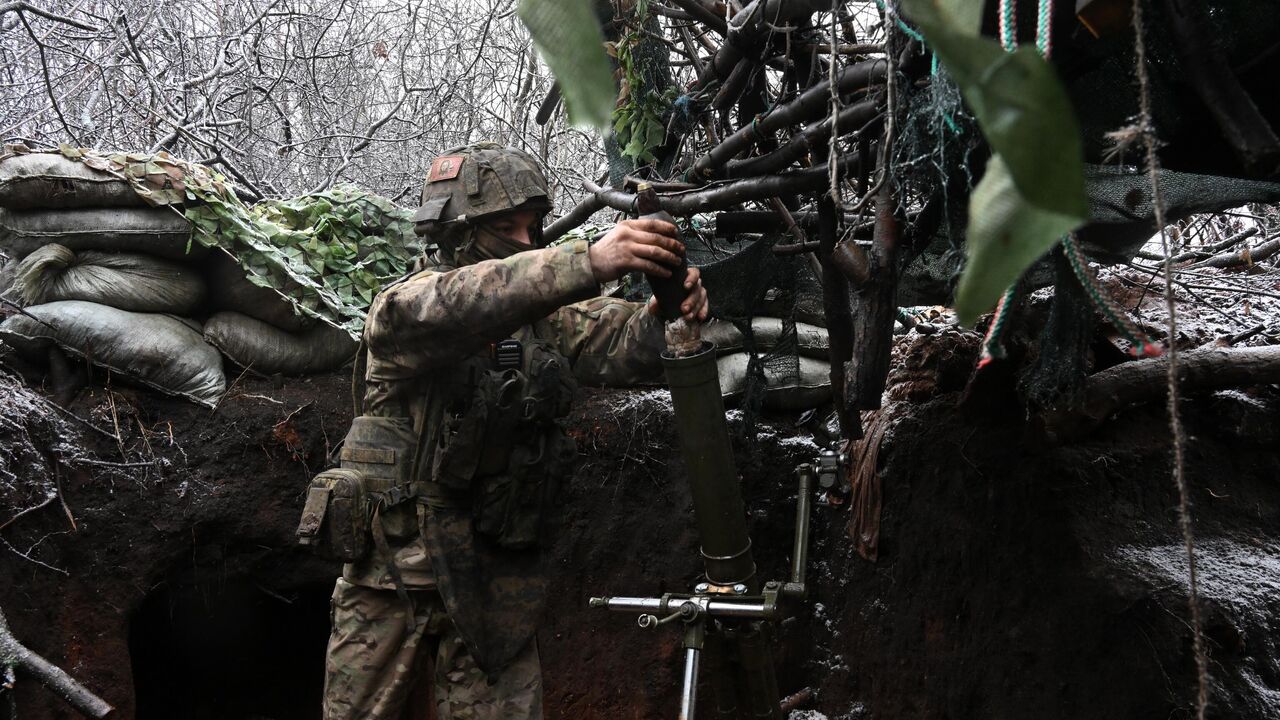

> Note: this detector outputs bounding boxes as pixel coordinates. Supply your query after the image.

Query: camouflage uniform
[323,144,667,720]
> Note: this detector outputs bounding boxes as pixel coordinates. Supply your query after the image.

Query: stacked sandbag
[0,301,225,406]
[204,311,357,376]
[701,317,834,411]
[702,317,830,359]
[0,206,203,261]
[10,244,205,313]
[717,353,832,411]
[201,250,359,374]
[0,150,373,403]
[0,152,149,210]
[205,250,314,333]
[0,150,224,404]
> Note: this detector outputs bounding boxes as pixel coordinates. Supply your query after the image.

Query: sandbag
[204,311,357,375]
[10,244,206,314]
[0,152,146,210]
[205,251,313,333]
[702,317,830,360]
[0,300,226,406]
[0,207,202,261]
[717,352,831,411]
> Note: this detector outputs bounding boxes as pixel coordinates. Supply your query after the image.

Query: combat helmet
[412,142,553,262]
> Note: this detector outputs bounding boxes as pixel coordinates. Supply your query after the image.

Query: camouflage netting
[4,146,421,338]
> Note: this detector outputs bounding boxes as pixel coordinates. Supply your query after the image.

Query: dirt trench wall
[1,329,1279,719]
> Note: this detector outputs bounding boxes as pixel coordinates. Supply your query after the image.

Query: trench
[129,575,332,720]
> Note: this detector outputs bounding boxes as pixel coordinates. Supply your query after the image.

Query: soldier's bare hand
[588,218,684,282]
[647,266,709,322]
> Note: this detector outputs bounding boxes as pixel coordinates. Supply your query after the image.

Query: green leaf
[955,156,1081,323]
[933,0,982,36]
[518,0,615,128]
[900,0,1089,322]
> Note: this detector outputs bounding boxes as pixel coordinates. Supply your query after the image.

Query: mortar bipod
[588,459,827,719]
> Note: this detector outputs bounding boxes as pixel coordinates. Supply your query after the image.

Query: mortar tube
[662,342,758,591]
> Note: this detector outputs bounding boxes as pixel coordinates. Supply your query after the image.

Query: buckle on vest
[493,339,523,369]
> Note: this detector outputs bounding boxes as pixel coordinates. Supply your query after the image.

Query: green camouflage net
[58,146,419,338]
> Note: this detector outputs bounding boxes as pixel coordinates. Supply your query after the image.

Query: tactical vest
[299,335,578,560]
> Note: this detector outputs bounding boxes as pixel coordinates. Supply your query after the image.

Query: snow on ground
[1113,538,1280,627]
[1097,209,1280,348]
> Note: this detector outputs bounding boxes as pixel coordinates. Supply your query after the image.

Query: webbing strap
[350,338,368,417]
[370,504,416,632]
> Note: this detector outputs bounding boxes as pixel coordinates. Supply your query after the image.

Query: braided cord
[1062,234,1162,357]
[978,0,1021,367]
[1035,0,1054,57]
[978,286,1017,367]
[998,0,1018,51]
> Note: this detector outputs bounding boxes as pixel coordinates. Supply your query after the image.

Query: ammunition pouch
[297,469,369,562]
[426,341,577,549]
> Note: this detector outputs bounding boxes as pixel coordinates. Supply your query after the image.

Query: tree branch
[0,605,114,718]
[0,2,98,32]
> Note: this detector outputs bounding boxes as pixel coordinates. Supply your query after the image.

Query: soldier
[322,142,707,720]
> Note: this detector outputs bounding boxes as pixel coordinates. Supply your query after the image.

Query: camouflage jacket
[344,240,666,589]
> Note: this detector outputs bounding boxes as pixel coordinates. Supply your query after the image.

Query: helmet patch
[428,155,465,182]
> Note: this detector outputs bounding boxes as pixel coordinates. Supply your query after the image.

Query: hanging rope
[1130,1,1210,716]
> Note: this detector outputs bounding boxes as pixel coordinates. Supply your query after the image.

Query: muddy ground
[0,329,1277,719]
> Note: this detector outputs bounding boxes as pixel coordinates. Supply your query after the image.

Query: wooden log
[544,194,605,244]
[690,59,887,180]
[1158,0,1280,175]
[1044,345,1280,441]
[723,97,882,179]
[712,211,874,237]
[844,183,899,412]
[1195,235,1280,269]
[817,195,858,437]
[665,0,728,36]
[583,153,859,215]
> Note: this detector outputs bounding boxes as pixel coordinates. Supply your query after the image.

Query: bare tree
[0,0,607,206]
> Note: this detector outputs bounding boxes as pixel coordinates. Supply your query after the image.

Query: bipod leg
[679,620,706,720]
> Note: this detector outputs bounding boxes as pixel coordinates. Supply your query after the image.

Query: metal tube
[679,647,701,720]
[662,343,758,590]
[592,595,773,620]
[791,464,815,587]
[591,596,664,613]
[704,600,770,619]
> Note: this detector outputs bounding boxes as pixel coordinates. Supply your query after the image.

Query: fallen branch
[0,605,113,718]
[1045,345,1280,441]
[1194,234,1280,268]
[1135,226,1258,263]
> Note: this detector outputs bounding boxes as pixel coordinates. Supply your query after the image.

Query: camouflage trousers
[323,578,543,720]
